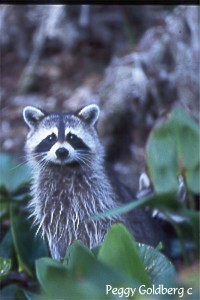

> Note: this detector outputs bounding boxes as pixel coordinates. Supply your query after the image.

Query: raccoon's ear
[23,106,45,129]
[78,104,100,126]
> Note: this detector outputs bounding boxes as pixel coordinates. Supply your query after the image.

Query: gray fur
[23,104,123,260]
[23,104,165,260]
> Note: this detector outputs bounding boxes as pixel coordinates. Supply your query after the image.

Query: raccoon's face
[23,104,102,168]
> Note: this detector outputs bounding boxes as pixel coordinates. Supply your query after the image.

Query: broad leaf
[22,290,41,300]
[146,107,200,194]
[1,284,27,300]
[36,257,69,296]
[0,153,31,192]
[0,229,16,263]
[98,224,150,286]
[66,241,137,289]
[36,242,138,299]
[137,243,176,285]
[10,208,49,276]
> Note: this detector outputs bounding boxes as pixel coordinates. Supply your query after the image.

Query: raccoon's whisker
[39,161,49,171]
[75,151,93,162]
[25,153,49,166]
[32,152,48,159]
[75,157,88,168]
[82,158,92,166]
[37,155,49,170]
[83,155,93,164]
[77,153,95,164]
[76,149,90,154]
[38,156,46,163]
[37,159,46,170]
[81,154,92,162]
[77,154,91,163]
[10,161,28,171]
[10,155,40,170]
[76,150,93,157]
[76,155,91,168]
[13,154,35,165]
[15,154,28,160]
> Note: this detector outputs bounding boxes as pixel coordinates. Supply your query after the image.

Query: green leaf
[36,242,138,299]
[0,257,11,277]
[0,229,16,263]
[146,107,200,194]
[98,224,150,286]
[10,207,49,276]
[91,192,183,221]
[181,209,200,257]
[36,256,103,299]
[0,185,9,196]
[0,153,31,192]
[186,167,200,194]
[36,257,69,296]
[1,284,27,300]
[171,108,200,194]
[22,290,41,300]
[146,120,179,193]
[66,241,136,288]
[137,243,176,285]
[0,198,11,221]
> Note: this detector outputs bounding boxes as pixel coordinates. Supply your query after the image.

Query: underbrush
[0,107,199,299]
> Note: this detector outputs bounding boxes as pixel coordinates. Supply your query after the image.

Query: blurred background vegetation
[0,4,199,299]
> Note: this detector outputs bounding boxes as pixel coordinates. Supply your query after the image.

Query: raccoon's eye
[67,133,76,141]
[47,133,56,143]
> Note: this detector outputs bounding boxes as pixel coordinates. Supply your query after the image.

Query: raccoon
[23,104,163,260]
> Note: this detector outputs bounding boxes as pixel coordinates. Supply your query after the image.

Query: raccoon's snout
[56,147,69,160]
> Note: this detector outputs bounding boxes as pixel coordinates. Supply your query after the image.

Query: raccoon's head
[23,104,104,170]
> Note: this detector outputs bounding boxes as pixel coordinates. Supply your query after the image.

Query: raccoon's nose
[56,147,69,160]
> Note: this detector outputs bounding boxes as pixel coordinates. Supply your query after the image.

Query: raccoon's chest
[37,172,107,256]
[38,170,98,217]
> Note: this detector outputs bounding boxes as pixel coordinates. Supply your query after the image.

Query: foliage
[93,106,199,261]
[0,107,199,299]
[146,107,200,194]
[35,225,176,299]
[0,153,31,222]
[0,153,48,298]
